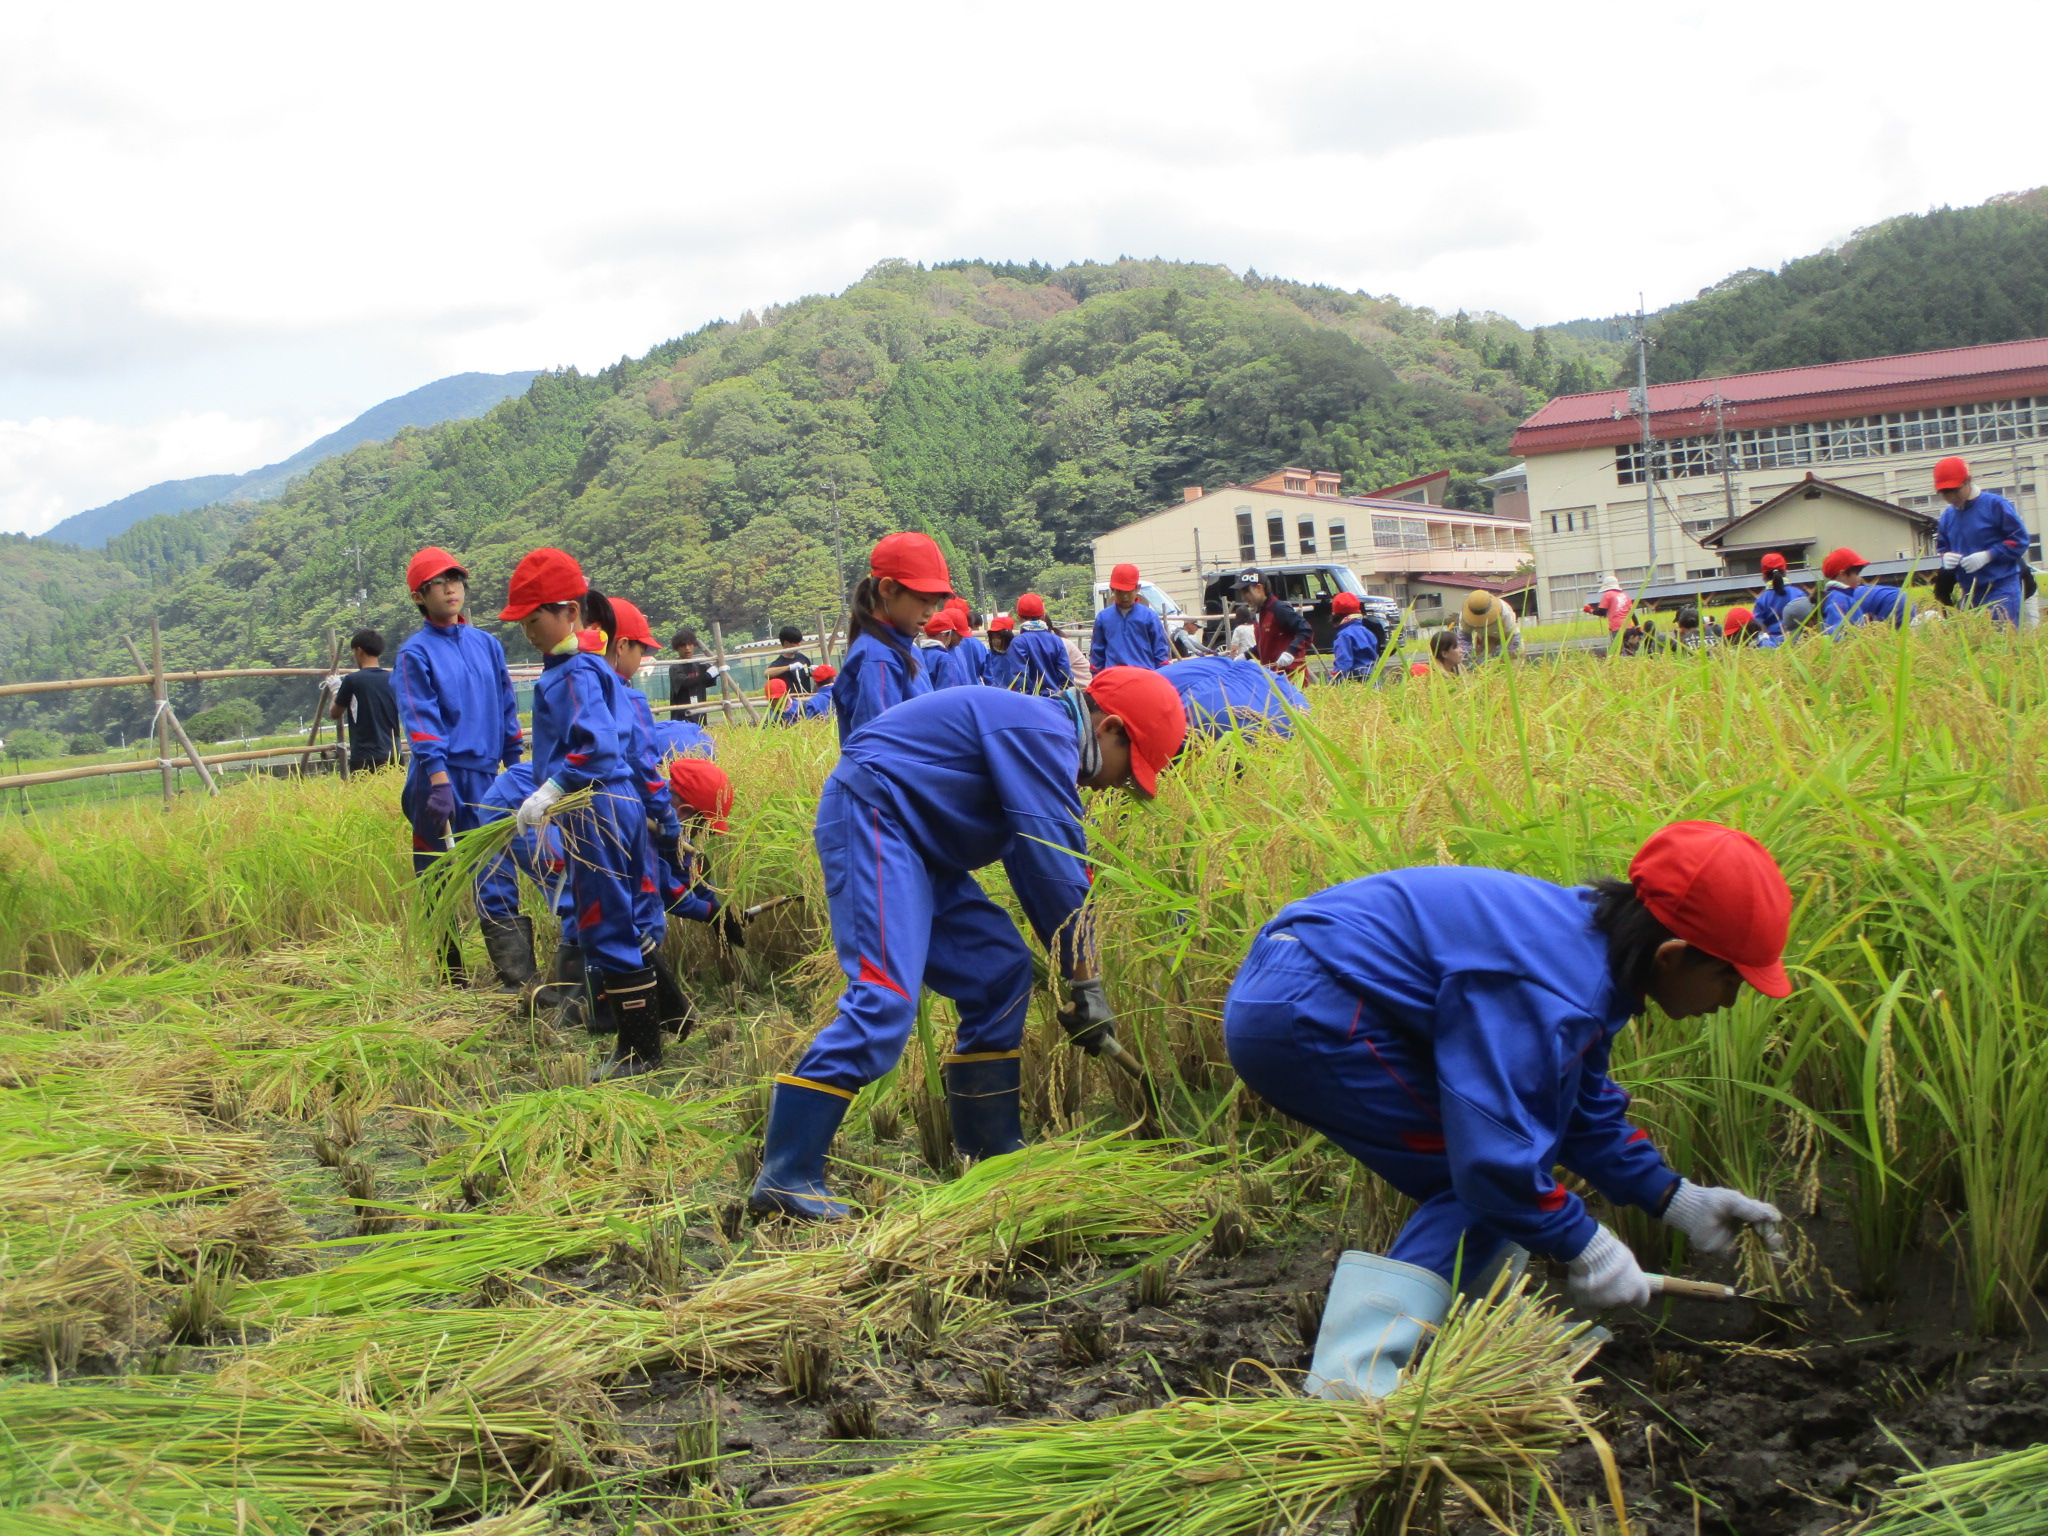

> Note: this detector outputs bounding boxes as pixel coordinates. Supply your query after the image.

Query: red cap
[1409,661,1431,676]
[1722,606,1754,636]
[988,615,1015,632]
[1331,591,1362,616]
[667,758,733,833]
[870,532,953,595]
[813,663,836,682]
[766,677,788,700]
[1085,666,1186,797]
[1821,547,1867,580]
[1016,593,1046,619]
[1109,562,1140,592]
[407,546,467,592]
[922,613,959,637]
[611,598,660,649]
[945,596,970,620]
[1759,552,1787,573]
[1629,820,1792,998]
[1933,455,1970,491]
[499,548,586,620]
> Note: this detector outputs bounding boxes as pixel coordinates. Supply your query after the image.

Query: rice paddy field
[5,618,2048,1535]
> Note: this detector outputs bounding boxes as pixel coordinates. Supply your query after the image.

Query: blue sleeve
[1822,589,1849,636]
[554,664,621,792]
[1557,1036,1680,1212]
[1147,610,1170,668]
[1990,498,2030,578]
[1088,617,1107,672]
[489,634,523,767]
[394,644,448,777]
[989,727,1092,970]
[1046,638,1072,691]
[1431,972,1602,1261]
[838,645,905,741]
[630,696,681,842]
[1934,508,1955,557]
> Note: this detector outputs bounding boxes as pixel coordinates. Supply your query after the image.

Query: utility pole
[1703,393,1737,525]
[1633,298,1658,581]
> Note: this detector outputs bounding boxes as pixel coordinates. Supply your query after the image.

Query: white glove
[1565,1225,1651,1309]
[1274,651,1295,669]
[320,674,344,694]
[1661,1179,1783,1255]
[1941,550,1962,569]
[516,778,566,829]
[1960,550,1993,574]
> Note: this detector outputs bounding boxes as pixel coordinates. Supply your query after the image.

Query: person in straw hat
[1456,588,1522,665]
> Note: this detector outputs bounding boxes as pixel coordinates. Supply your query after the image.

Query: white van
[1089,578,1186,619]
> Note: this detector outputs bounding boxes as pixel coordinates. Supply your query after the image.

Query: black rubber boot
[478,914,538,993]
[535,942,590,1031]
[647,946,698,1040]
[943,1052,1026,1161]
[591,966,663,1081]
[439,934,468,989]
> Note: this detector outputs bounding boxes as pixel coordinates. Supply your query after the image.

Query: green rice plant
[1858,1441,2048,1534]
[0,1075,267,1191]
[764,1281,1602,1536]
[424,1081,746,1192]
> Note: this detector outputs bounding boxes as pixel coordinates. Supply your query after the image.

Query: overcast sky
[3,0,2042,534]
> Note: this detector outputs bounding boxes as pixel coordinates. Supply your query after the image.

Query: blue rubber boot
[943,1051,1026,1162]
[748,1076,853,1221]
[1304,1251,1452,1399]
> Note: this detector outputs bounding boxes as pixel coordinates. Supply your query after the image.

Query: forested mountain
[43,371,543,547]
[0,259,1614,743]
[1636,189,2048,383]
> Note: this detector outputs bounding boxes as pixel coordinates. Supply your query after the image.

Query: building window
[1372,516,1428,550]
[1314,475,1341,496]
[1267,515,1287,559]
[1686,567,1721,580]
[1547,506,1594,534]
[1236,510,1256,563]
[1546,570,1605,614]
[1284,475,1309,494]
[1615,394,2048,485]
[1414,592,1443,610]
[1297,516,1317,555]
[1328,519,1348,553]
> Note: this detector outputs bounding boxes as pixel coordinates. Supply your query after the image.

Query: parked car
[1196,563,1402,652]
[1089,578,1186,620]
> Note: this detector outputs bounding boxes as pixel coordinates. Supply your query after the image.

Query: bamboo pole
[0,666,331,699]
[123,636,217,796]
[0,743,343,792]
[708,622,761,725]
[148,621,173,809]
[301,630,342,771]
[814,610,836,669]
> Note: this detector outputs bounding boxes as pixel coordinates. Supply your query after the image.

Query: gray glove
[1056,977,1117,1055]
[1662,1179,1783,1255]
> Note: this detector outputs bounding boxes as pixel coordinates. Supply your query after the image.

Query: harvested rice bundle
[768,1284,1601,1536]
[427,1082,746,1191]
[0,1076,267,1191]
[1858,1441,2048,1534]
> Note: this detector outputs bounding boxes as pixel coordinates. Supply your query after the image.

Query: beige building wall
[1525,439,2042,618]
[1716,492,1935,568]
[1092,487,1532,614]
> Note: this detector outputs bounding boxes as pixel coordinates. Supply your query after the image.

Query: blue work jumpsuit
[1009,624,1072,695]
[1163,655,1309,741]
[529,649,650,976]
[790,689,1092,1090]
[651,720,716,760]
[615,685,682,946]
[1750,584,1806,641]
[1936,491,2029,624]
[1330,618,1382,681]
[394,619,522,874]
[475,763,573,945]
[951,634,991,685]
[1821,582,1910,635]
[984,644,1024,690]
[834,628,932,745]
[1090,604,1170,671]
[1224,868,1679,1282]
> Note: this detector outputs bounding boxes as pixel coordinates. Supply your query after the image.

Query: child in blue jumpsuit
[658,757,737,929]
[1090,564,1170,671]
[833,533,953,745]
[652,718,716,760]
[750,668,1189,1219]
[1933,455,2030,624]
[944,601,990,685]
[1749,553,1807,641]
[983,618,1023,689]
[393,546,523,982]
[797,666,836,720]
[501,549,662,1082]
[472,762,581,1004]
[1009,593,1072,695]
[1819,548,1911,635]
[1225,821,1792,1398]
[1164,654,1308,741]
[918,615,964,689]
[1328,592,1383,681]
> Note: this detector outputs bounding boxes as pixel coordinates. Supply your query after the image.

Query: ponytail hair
[1768,569,1786,595]
[846,575,920,673]
[582,588,618,646]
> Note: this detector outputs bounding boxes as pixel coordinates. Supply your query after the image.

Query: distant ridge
[43,370,541,547]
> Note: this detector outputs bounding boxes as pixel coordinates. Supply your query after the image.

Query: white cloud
[2,0,2045,529]
[0,411,339,535]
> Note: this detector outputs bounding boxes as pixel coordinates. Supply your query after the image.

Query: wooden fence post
[814,611,836,669]
[301,630,342,773]
[126,633,218,797]
[708,623,762,725]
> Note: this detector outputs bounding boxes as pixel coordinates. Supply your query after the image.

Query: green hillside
[0,259,1617,743]
[1639,188,2048,383]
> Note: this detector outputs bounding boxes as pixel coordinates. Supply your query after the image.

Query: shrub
[4,727,67,760]
[185,699,265,744]
[66,732,107,756]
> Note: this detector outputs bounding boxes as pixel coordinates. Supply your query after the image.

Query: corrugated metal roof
[1512,336,2048,456]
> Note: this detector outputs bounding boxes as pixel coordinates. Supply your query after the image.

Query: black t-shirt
[772,650,815,695]
[669,658,718,714]
[335,667,399,759]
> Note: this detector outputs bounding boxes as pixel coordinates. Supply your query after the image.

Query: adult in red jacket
[1235,570,1312,674]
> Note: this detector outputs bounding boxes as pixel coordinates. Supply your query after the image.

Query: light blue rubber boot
[1304,1251,1453,1399]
